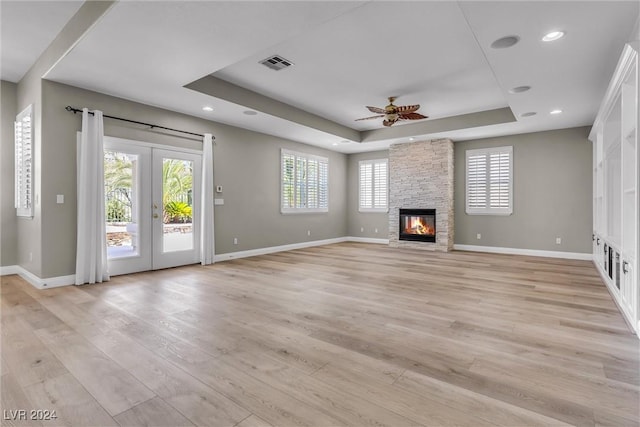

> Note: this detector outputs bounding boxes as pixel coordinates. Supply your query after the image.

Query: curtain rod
[65,106,213,139]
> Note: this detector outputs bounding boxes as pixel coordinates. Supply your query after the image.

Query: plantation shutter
[359,162,373,208]
[281,149,328,213]
[466,153,487,210]
[307,159,318,208]
[318,160,328,209]
[295,156,307,208]
[359,159,388,212]
[466,146,512,215]
[373,160,388,209]
[489,151,510,209]
[281,151,295,210]
[15,105,33,218]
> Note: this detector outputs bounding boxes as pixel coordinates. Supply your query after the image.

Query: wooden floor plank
[34,295,252,427]
[113,397,195,427]
[1,373,42,427]
[22,373,118,427]
[0,313,68,388]
[32,324,156,416]
[234,414,273,427]
[1,242,638,427]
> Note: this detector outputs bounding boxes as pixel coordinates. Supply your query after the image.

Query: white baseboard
[214,237,349,262]
[346,237,389,244]
[0,265,19,276]
[453,244,592,260]
[0,265,75,289]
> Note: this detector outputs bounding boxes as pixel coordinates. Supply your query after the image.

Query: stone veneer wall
[389,139,454,251]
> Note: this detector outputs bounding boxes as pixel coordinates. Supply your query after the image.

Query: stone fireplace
[389,139,454,251]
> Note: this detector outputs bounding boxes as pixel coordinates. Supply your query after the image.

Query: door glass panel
[105,150,139,259]
[162,157,194,253]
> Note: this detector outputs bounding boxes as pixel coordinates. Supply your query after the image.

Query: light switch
[56,194,64,204]
[216,185,223,193]
[214,198,224,205]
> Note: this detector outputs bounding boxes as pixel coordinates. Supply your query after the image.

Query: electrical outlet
[556,237,562,245]
[29,252,33,261]
[233,237,238,245]
[374,228,378,233]
[476,233,481,240]
[307,230,311,236]
[360,227,364,233]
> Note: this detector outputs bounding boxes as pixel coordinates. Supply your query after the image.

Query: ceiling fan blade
[396,104,420,113]
[355,115,385,121]
[366,106,386,114]
[398,112,428,120]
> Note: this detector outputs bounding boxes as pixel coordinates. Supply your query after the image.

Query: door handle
[623,261,629,274]
[153,213,159,219]
[153,204,158,209]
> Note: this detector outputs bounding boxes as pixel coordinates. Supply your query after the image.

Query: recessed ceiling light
[520,112,537,117]
[332,142,339,146]
[243,110,258,115]
[409,137,415,141]
[202,106,213,112]
[550,109,563,114]
[491,35,520,49]
[509,85,531,94]
[542,31,565,42]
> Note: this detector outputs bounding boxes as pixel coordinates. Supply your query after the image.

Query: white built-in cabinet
[590,42,639,335]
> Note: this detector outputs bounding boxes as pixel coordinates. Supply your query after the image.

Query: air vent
[260,55,294,71]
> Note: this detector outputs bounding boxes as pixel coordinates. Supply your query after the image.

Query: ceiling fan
[355,96,428,127]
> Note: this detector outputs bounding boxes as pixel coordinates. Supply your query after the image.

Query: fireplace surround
[388,138,454,251]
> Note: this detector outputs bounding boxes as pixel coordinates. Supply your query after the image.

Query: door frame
[152,148,202,270]
[102,135,202,275]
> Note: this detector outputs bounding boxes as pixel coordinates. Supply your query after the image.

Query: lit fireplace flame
[405,216,435,235]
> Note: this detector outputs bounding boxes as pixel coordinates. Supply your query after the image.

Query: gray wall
[15,66,44,276]
[1,81,18,266]
[34,80,347,278]
[454,127,593,253]
[3,76,593,277]
[347,150,389,238]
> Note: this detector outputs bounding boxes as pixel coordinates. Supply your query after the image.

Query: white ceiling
[0,1,83,82]
[215,1,507,130]
[5,1,639,153]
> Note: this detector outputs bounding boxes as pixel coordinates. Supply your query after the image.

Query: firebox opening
[399,209,436,242]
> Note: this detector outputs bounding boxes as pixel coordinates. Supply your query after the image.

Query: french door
[104,138,201,275]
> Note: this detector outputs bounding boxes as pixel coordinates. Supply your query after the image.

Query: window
[466,146,513,215]
[15,105,33,218]
[359,159,388,212]
[281,149,328,213]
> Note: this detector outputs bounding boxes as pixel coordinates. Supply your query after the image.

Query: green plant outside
[164,201,192,223]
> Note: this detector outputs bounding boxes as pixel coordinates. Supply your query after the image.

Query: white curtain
[75,109,109,285]
[200,133,215,265]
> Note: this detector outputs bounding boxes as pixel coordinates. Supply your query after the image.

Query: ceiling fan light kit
[355,96,428,127]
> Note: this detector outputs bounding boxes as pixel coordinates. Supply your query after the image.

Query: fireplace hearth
[399,209,436,243]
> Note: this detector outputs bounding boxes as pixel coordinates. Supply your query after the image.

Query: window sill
[281,209,329,215]
[466,210,513,216]
[359,208,389,213]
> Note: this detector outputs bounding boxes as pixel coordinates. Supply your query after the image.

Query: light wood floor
[1,243,639,427]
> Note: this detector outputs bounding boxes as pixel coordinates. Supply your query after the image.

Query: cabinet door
[595,237,604,268]
[621,259,636,320]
